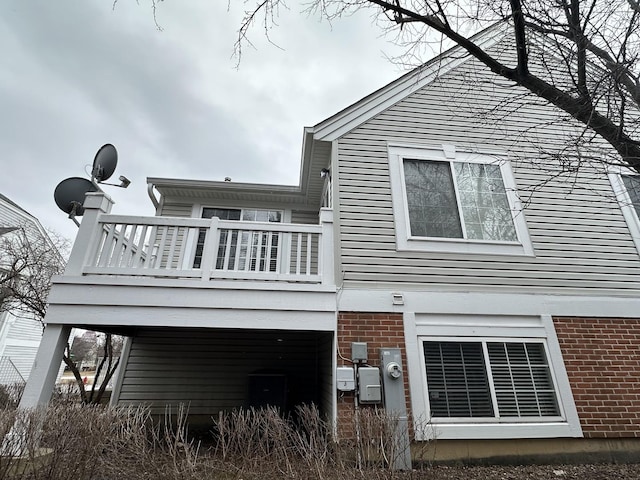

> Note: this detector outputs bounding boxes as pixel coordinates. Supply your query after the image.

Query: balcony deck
[64,193,335,288]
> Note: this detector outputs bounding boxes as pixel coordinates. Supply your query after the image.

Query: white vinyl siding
[335,45,640,294]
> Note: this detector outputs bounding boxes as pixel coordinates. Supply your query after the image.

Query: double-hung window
[423,340,560,421]
[388,144,533,255]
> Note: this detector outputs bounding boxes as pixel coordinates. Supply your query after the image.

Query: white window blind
[424,341,560,420]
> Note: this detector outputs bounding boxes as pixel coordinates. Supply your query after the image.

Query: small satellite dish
[92,144,118,182]
[54,177,98,216]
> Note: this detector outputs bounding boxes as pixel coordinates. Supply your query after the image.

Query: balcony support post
[2,324,71,456]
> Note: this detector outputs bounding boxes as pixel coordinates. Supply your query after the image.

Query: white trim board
[44,304,337,331]
[404,312,582,440]
[338,288,640,318]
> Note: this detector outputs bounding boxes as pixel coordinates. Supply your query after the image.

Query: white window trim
[608,170,640,255]
[404,312,582,440]
[388,143,534,256]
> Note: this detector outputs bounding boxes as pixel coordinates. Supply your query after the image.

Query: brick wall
[554,317,640,438]
[336,312,410,438]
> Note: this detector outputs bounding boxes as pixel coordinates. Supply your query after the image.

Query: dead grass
[0,402,425,480]
[1,403,639,480]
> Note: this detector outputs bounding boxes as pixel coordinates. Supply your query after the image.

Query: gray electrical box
[352,342,368,362]
[336,366,355,391]
[358,366,381,403]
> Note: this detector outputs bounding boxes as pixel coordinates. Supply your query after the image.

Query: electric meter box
[358,366,381,403]
[336,366,355,391]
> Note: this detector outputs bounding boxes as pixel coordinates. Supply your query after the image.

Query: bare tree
[0,224,67,322]
[0,224,120,404]
[232,0,640,172]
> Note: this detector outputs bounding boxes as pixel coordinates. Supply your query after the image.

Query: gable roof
[147,22,511,207]
[309,21,510,142]
[0,193,35,220]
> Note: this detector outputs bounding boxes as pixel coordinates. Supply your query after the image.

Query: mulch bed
[421,464,640,479]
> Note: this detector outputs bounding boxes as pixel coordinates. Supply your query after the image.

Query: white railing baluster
[108,224,126,268]
[282,232,291,274]
[81,214,326,284]
[176,226,188,269]
[132,225,148,267]
[306,233,312,276]
[97,223,117,267]
[224,231,234,270]
[265,232,273,273]
[124,224,138,267]
[166,226,179,269]
[295,232,302,275]
[144,225,158,270]
[154,227,168,269]
[256,231,265,272]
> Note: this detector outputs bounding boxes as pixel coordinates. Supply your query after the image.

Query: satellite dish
[92,144,118,182]
[54,177,98,216]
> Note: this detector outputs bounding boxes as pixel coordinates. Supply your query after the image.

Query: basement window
[423,340,561,421]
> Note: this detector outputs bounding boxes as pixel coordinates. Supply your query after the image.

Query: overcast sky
[0,0,406,241]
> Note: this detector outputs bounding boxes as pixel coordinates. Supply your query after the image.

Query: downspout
[147,182,160,210]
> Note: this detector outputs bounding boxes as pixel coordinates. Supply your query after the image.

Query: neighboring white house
[0,194,52,385]
[17,22,640,462]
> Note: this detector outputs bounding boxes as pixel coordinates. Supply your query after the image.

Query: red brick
[554,316,640,438]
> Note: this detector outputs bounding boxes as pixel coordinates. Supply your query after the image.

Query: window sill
[398,236,535,256]
[416,422,582,440]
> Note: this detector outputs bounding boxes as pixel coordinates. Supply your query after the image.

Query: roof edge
[310,21,510,142]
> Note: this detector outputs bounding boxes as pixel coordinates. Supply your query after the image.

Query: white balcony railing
[67,193,334,285]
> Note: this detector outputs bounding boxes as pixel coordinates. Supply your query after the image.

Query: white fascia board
[47,278,336,312]
[338,288,640,318]
[148,177,303,195]
[44,304,337,332]
[310,23,509,142]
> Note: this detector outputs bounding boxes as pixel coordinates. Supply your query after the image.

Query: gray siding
[118,328,333,416]
[291,210,319,225]
[158,201,192,218]
[336,55,640,294]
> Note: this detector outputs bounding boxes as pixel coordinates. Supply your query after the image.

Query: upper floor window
[608,171,640,254]
[621,175,640,216]
[388,144,534,255]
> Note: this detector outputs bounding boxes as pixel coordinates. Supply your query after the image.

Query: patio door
[192,208,283,272]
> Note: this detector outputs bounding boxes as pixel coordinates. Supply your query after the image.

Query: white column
[18,324,71,409]
[64,192,114,276]
[320,208,335,286]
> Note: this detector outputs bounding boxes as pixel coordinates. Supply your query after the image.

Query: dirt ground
[422,463,640,479]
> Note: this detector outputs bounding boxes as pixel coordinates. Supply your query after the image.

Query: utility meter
[386,362,402,379]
